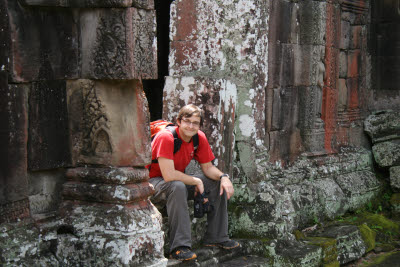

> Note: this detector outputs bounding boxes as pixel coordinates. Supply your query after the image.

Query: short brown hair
[177,104,204,126]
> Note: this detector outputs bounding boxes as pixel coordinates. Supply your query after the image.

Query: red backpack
[150,120,199,163]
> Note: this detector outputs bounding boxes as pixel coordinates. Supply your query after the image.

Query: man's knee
[168,181,187,198]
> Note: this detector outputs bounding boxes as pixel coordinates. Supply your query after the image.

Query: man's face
[177,115,201,139]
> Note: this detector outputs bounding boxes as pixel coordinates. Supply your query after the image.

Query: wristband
[220,173,229,180]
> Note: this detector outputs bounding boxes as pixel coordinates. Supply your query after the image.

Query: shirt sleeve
[194,130,215,163]
[152,130,174,161]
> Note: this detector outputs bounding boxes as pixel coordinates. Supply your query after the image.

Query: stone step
[167,246,242,266]
[219,256,270,267]
[166,225,371,267]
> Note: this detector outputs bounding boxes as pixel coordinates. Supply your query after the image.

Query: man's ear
[176,119,181,127]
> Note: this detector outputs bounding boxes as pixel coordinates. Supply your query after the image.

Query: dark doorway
[143,0,174,121]
[370,0,400,91]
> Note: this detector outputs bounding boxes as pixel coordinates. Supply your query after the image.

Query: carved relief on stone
[299,86,325,153]
[67,79,151,167]
[80,8,157,80]
[22,0,154,9]
[6,1,79,82]
[80,80,112,157]
[340,0,369,14]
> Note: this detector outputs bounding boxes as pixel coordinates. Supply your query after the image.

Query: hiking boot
[204,239,240,249]
[170,246,197,261]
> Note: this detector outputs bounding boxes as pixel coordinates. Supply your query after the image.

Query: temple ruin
[1,0,399,266]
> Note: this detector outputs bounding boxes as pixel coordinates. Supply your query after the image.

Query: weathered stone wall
[0,0,398,265]
[0,0,166,266]
[163,0,384,243]
[164,0,270,180]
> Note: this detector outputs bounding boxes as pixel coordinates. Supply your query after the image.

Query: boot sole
[204,243,240,250]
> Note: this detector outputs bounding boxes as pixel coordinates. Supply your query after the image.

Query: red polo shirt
[148,126,215,178]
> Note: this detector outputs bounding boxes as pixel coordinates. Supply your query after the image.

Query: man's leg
[195,174,229,244]
[149,178,192,252]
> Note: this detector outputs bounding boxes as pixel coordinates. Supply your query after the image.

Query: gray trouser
[149,174,229,252]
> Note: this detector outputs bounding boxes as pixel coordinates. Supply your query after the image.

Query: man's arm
[158,157,204,194]
[200,162,234,199]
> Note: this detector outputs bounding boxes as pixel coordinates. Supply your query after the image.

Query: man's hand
[194,177,204,195]
[220,176,234,199]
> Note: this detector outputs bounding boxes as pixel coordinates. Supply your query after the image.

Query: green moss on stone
[364,251,400,266]
[294,230,305,240]
[358,224,376,252]
[303,236,338,264]
[323,260,340,267]
[359,212,399,235]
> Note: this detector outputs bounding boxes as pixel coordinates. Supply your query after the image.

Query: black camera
[194,191,213,218]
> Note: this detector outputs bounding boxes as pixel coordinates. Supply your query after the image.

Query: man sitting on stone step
[148,104,239,261]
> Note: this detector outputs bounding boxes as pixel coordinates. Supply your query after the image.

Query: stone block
[390,166,400,192]
[66,167,149,184]
[163,76,237,173]
[80,8,157,80]
[303,237,338,265]
[67,79,151,167]
[279,44,295,87]
[335,171,381,211]
[6,1,79,82]
[22,0,154,9]
[372,141,400,168]
[340,20,351,49]
[169,0,269,80]
[269,0,299,44]
[350,25,363,49]
[272,87,299,131]
[346,77,360,110]
[58,200,166,266]
[0,220,43,266]
[299,0,327,45]
[338,78,348,111]
[0,80,30,223]
[347,50,361,78]
[341,8,368,25]
[315,225,366,264]
[28,80,71,170]
[265,239,322,267]
[298,86,323,130]
[339,51,348,78]
[28,169,65,215]
[364,110,400,143]
[313,178,346,219]
[358,224,376,253]
[62,181,154,204]
[170,0,197,42]
[293,45,325,87]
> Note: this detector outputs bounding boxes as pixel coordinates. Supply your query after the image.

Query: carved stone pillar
[1,0,164,265]
[336,0,369,148]
[59,77,164,265]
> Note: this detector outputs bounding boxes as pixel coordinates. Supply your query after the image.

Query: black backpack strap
[193,133,199,152]
[167,126,183,154]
